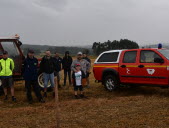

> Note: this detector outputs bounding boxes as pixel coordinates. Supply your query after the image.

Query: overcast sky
[0,0,169,46]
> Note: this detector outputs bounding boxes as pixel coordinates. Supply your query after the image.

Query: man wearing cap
[62,51,73,86]
[0,51,16,101]
[71,52,91,84]
[40,50,56,98]
[83,53,91,87]
[23,50,45,104]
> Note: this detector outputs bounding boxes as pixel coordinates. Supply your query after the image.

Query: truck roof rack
[0,34,20,40]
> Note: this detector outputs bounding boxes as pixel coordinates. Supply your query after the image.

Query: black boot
[39,98,45,103]
[12,96,17,102]
[74,95,79,99]
[4,95,8,101]
[80,94,84,98]
[43,92,47,98]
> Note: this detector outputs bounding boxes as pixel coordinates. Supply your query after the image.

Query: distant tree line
[21,44,92,56]
[92,39,139,55]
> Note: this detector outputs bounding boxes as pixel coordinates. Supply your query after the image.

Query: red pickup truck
[93,48,169,91]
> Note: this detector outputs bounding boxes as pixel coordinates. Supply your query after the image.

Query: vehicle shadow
[88,84,169,100]
[112,86,169,98]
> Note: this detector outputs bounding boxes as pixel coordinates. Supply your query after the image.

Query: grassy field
[1,59,169,128]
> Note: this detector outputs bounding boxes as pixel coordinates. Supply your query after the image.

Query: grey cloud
[1,0,169,46]
[33,0,68,11]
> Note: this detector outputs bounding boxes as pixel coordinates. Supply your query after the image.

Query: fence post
[55,78,60,128]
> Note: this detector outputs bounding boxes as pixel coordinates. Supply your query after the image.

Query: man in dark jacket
[53,52,62,88]
[40,50,56,98]
[23,50,45,104]
[62,51,72,86]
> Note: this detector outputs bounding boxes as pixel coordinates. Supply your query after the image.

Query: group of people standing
[39,50,91,100]
[0,50,91,104]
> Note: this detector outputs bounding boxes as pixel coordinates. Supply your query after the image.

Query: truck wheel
[103,75,118,91]
[38,73,51,89]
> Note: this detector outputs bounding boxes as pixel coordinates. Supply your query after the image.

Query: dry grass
[1,59,169,128]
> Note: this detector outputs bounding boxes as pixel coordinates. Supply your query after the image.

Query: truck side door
[138,50,168,86]
[119,50,141,84]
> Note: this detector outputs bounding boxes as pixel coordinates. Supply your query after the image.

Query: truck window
[158,49,169,60]
[0,41,20,73]
[123,51,137,63]
[97,52,119,62]
[140,50,161,63]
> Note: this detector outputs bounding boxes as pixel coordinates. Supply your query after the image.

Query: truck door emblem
[126,68,130,74]
[167,66,169,70]
[147,69,155,75]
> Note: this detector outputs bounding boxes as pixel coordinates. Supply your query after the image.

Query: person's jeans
[43,73,55,88]
[64,70,71,85]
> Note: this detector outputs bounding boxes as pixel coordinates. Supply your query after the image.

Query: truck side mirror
[18,41,22,46]
[154,58,164,63]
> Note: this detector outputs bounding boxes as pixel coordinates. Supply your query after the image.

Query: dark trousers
[25,80,42,101]
[64,69,71,85]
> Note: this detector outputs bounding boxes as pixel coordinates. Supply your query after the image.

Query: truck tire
[38,73,51,89]
[103,75,118,91]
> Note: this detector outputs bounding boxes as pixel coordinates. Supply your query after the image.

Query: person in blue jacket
[23,50,45,104]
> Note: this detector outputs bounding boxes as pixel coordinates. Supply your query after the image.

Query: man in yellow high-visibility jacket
[0,51,16,101]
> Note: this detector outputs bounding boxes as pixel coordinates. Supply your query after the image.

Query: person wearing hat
[0,51,16,101]
[72,63,86,99]
[71,52,91,82]
[82,52,91,88]
[23,50,45,104]
[62,51,73,86]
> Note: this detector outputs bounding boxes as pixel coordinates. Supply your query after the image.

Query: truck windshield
[0,41,20,73]
[158,49,169,60]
